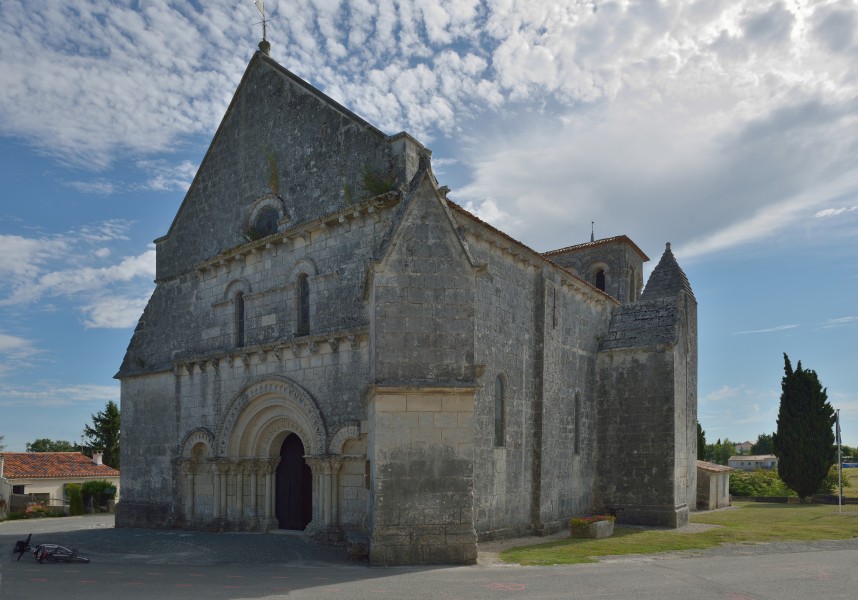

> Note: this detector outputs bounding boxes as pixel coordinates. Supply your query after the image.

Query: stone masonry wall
[595,296,691,527]
[155,54,393,281]
[117,372,177,528]
[366,387,477,565]
[453,211,616,540]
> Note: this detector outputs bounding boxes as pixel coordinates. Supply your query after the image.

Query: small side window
[235,291,245,347]
[595,269,606,292]
[494,376,505,447]
[297,274,310,336]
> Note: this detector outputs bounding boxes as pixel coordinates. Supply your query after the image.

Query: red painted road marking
[486,582,526,591]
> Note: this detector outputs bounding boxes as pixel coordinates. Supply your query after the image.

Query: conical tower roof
[640,243,695,301]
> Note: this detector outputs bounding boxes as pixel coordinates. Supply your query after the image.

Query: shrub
[359,165,396,197]
[730,469,796,497]
[67,483,84,516]
[569,514,615,529]
[82,480,117,509]
[817,464,851,495]
[24,502,53,518]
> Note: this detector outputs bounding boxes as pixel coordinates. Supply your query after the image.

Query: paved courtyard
[2,515,858,599]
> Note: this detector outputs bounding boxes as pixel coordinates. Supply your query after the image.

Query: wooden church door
[275,433,313,530]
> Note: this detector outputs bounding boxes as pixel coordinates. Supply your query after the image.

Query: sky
[0,0,856,453]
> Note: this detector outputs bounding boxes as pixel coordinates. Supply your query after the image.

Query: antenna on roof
[253,0,276,55]
[590,221,595,243]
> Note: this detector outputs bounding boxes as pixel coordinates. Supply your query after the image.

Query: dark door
[276,433,312,530]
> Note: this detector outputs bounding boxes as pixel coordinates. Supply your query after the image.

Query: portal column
[304,456,343,541]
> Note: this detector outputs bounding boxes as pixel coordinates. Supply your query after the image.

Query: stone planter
[570,519,614,539]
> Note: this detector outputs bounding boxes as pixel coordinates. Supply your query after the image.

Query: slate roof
[0,452,120,480]
[640,242,695,300]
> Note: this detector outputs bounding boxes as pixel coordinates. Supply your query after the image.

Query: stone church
[117,41,698,566]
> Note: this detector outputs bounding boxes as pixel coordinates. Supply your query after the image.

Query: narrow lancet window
[297,274,310,336]
[235,291,245,347]
[595,269,606,292]
[494,376,505,447]
[574,391,581,455]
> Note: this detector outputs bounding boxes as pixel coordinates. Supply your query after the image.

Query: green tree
[772,354,836,499]
[0,434,5,450]
[697,422,706,460]
[25,438,78,452]
[83,401,121,469]
[751,433,774,455]
[705,438,735,465]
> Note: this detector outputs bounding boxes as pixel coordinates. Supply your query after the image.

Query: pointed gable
[641,242,695,301]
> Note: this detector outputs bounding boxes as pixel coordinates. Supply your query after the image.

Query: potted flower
[569,514,615,539]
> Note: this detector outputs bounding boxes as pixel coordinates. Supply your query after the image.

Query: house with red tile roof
[0,452,119,517]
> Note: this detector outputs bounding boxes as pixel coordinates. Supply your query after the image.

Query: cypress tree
[772,353,836,498]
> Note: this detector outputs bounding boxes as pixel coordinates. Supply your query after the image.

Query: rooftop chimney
[92,451,103,466]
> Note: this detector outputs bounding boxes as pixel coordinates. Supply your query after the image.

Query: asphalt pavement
[2,514,858,599]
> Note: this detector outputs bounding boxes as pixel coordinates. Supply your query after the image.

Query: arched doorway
[276,433,312,530]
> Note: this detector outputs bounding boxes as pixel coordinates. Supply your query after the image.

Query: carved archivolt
[216,376,326,457]
[328,422,361,454]
[178,427,215,458]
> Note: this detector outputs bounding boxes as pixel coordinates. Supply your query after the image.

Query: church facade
[116,46,698,566]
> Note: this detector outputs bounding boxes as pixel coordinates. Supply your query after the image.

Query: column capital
[304,454,343,475]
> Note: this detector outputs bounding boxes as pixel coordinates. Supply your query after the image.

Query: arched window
[574,392,581,455]
[595,269,606,292]
[297,274,310,336]
[254,206,279,237]
[494,376,505,447]
[235,291,245,347]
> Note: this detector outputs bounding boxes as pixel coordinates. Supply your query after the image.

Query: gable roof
[0,453,119,480]
[445,200,620,304]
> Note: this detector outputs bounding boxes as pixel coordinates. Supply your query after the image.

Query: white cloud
[815,205,858,218]
[0,382,119,407]
[81,293,152,330]
[0,223,155,329]
[823,316,858,328]
[734,324,799,335]
[0,1,857,261]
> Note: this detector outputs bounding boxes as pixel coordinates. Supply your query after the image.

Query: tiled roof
[0,452,120,479]
[445,200,619,303]
[696,460,733,473]
[542,235,650,261]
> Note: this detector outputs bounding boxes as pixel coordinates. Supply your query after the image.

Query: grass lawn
[500,501,858,566]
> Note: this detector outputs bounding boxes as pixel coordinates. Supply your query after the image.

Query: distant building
[0,452,119,516]
[734,441,753,454]
[696,460,732,510]
[728,455,778,471]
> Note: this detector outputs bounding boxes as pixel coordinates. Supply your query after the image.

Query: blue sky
[1,0,856,452]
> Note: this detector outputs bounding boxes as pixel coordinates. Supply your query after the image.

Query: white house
[727,455,778,471]
[0,452,119,517]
